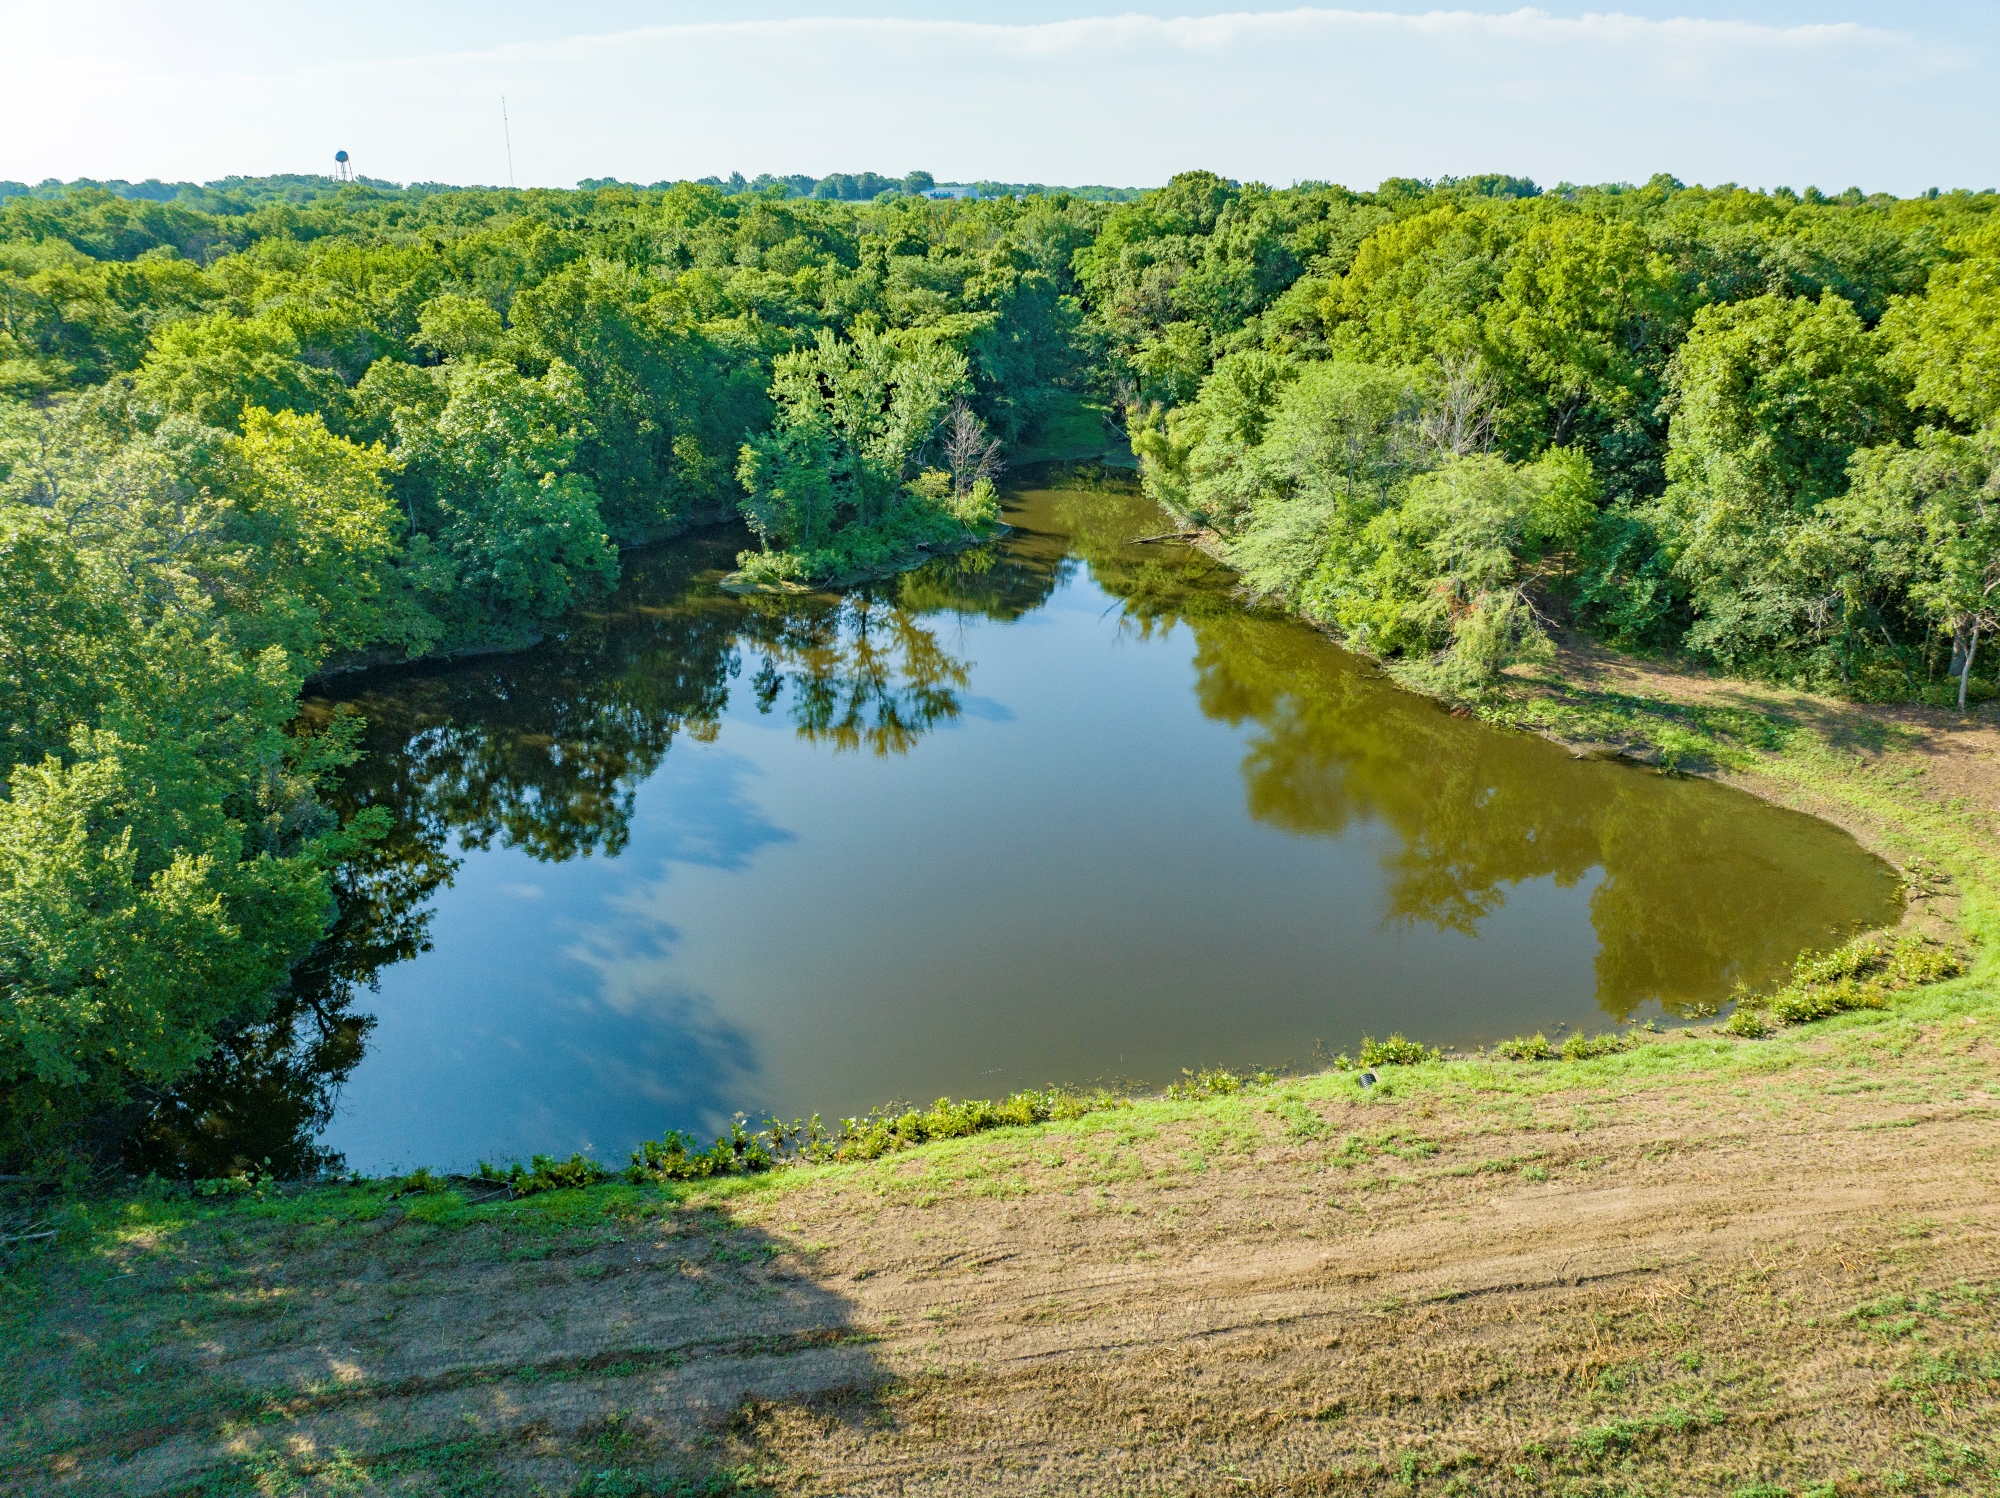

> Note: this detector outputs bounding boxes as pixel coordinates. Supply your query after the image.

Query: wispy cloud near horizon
[0,4,1989,194]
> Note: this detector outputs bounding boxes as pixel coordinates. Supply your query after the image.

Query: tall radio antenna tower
[502,97,516,189]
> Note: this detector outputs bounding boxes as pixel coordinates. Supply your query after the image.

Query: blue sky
[3,2,1994,195]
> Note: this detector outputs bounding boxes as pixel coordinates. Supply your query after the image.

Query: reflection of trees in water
[129,524,1036,1174]
[132,481,1896,1174]
[335,534,750,864]
[122,827,454,1178]
[895,530,1071,622]
[1070,483,1899,1020]
[342,526,1045,859]
[746,596,969,757]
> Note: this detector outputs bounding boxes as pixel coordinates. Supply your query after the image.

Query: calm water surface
[299,474,1898,1173]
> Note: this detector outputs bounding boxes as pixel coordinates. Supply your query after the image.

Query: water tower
[334,150,353,183]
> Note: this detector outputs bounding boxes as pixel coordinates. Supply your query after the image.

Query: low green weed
[628,1117,774,1182]
[477,1154,612,1197]
[1722,1006,1771,1038]
[436,1089,1137,1200]
[188,1173,270,1200]
[1358,1033,1439,1066]
[1569,1403,1713,1460]
[1770,978,1889,1023]
[1560,1029,1632,1060]
[403,1192,469,1225]
[822,1088,1125,1161]
[387,1167,450,1198]
[569,1466,766,1497]
[1165,1068,1266,1100]
[1727,936,1963,1039]
[1271,1095,1333,1141]
[628,1089,1130,1180]
[1492,1029,1629,1061]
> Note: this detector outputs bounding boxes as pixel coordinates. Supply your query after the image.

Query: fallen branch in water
[1132,529,1207,544]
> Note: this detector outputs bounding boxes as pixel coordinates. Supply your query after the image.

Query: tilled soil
[12,1023,1998,1496]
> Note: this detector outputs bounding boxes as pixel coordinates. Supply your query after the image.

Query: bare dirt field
[10,1011,1998,1497]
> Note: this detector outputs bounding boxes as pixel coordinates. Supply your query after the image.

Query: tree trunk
[1961,624,1980,712]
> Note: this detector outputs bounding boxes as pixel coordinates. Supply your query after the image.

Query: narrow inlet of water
[267,472,1897,1174]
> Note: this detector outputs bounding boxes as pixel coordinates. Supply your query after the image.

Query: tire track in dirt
[25,1058,2000,1495]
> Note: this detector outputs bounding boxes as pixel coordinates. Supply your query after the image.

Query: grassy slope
[5,650,1999,1496]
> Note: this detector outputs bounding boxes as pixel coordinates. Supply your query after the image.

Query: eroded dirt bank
[1539,637,2000,870]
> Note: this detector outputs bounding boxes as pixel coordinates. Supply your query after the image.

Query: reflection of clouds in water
[624,756,796,876]
[541,751,793,1135]
[562,751,794,1010]
[956,695,1015,723]
[548,988,762,1144]
[565,919,686,1020]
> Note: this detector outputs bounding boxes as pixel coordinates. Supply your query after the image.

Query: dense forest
[0,177,1099,1167]
[1109,173,2000,701]
[3,168,1998,1173]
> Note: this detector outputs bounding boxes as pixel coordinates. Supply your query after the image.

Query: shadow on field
[29,1197,886,1497]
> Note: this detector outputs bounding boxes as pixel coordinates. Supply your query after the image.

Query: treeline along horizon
[2,168,1998,1173]
[0,170,1147,211]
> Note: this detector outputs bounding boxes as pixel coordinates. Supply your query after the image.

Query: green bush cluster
[1358,1033,1440,1066]
[732,329,1010,584]
[387,1166,450,1198]
[1164,1067,1269,1100]
[1494,1028,1633,1061]
[1559,1029,1634,1060]
[1720,1006,1773,1039]
[1725,935,1963,1038]
[1103,172,2000,702]
[475,1153,612,1197]
[626,1117,776,1182]
[468,1090,1134,1196]
[730,481,997,589]
[809,1089,1125,1162]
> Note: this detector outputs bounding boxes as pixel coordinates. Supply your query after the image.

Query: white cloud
[0,6,1987,193]
[348,9,1946,81]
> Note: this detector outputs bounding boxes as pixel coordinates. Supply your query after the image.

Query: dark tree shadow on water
[121,821,455,1180]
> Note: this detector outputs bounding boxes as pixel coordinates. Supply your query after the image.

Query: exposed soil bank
[1533,635,2000,875]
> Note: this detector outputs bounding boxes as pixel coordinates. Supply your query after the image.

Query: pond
[134,471,1903,1177]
